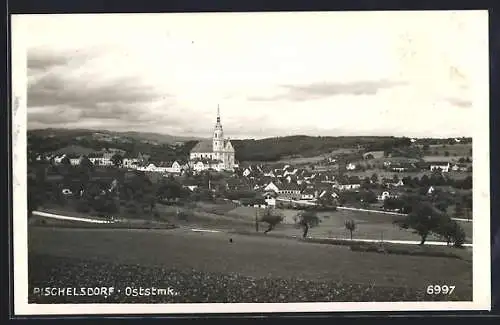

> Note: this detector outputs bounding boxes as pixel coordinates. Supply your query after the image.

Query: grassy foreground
[28,227,472,303]
[29,253,468,304]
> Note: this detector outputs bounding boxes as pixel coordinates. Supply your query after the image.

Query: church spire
[217,104,220,123]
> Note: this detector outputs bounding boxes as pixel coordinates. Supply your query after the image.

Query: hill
[231,136,413,162]
[28,129,470,164]
[28,128,206,145]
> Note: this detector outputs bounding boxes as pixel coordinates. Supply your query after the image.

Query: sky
[22,11,488,139]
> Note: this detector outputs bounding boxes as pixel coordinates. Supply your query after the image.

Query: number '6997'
[426,285,455,295]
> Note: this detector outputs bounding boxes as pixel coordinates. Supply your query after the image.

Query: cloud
[23,12,483,139]
[28,72,164,109]
[247,80,405,101]
[27,48,175,130]
[27,52,71,73]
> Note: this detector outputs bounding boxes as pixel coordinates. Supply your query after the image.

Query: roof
[190,140,213,153]
[302,188,315,195]
[192,158,223,164]
[279,182,300,191]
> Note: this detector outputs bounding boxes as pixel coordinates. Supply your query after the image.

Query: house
[451,163,468,172]
[317,189,339,205]
[263,191,277,206]
[391,162,414,172]
[382,178,404,187]
[243,167,252,177]
[285,175,298,183]
[266,181,301,200]
[190,159,225,172]
[377,191,399,201]
[430,162,451,173]
[136,163,168,173]
[67,154,82,166]
[264,181,280,193]
[88,152,113,166]
[334,180,361,191]
[346,163,357,171]
[53,154,67,164]
[301,188,315,200]
[277,183,301,200]
[123,154,139,168]
[262,167,276,178]
[283,168,298,177]
[427,186,435,195]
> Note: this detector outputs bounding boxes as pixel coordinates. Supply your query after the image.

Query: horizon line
[27,127,472,141]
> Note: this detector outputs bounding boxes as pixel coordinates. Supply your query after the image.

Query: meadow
[28,227,472,303]
[155,202,473,243]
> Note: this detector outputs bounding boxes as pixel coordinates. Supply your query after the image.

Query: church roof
[190,140,213,153]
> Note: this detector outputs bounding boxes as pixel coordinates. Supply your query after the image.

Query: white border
[12,11,491,315]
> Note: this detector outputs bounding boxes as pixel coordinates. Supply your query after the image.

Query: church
[189,106,237,171]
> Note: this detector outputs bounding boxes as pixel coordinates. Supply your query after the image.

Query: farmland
[28,227,472,303]
[35,198,473,243]
[425,144,472,157]
[347,170,472,181]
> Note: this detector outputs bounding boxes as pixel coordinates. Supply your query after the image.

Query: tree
[393,202,442,245]
[453,203,464,219]
[80,156,94,171]
[344,219,356,239]
[111,154,123,167]
[297,210,321,238]
[383,197,404,211]
[359,190,377,204]
[436,219,466,247]
[370,173,379,184]
[361,177,371,189]
[260,208,284,234]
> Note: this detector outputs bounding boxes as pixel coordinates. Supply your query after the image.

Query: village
[29,137,473,222]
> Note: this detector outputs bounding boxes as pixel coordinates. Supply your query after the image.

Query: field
[35,199,474,244]
[426,144,472,157]
[347,170,472,181]
[153,203,473,243]
[272,148,359,165]
[28,227,472,303]
[422,156,462,163]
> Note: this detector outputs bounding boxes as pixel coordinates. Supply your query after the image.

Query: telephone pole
[255,207,259,232]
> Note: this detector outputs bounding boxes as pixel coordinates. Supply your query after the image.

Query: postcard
[11,10,490,315]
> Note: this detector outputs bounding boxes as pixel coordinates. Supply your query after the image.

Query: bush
[76,200,91,213]
[349,243,463,259]
[177,210,189,221]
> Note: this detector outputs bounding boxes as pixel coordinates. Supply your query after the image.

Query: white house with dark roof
[430,162,451,173]
[190,158,225,172]
[189,106,236,171]
[276,182,302,200]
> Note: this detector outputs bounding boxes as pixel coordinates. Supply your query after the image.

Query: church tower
[213,105,224,154]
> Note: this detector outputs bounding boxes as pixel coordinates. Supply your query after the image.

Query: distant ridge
[28,128,208,144]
